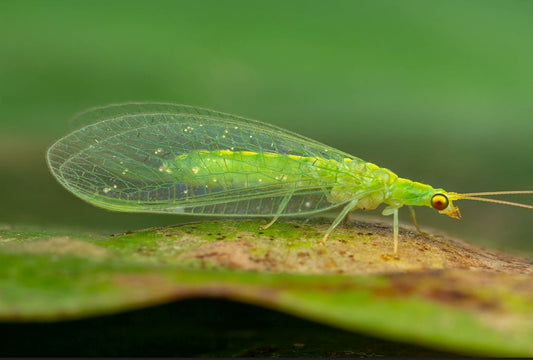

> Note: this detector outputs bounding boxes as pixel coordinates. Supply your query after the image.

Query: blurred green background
[1,0,532,253]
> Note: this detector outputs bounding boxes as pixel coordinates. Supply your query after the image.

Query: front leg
[382,206,400,254]
[407,206,430,238]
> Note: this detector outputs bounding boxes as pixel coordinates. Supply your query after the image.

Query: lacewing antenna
[449,191,533,210]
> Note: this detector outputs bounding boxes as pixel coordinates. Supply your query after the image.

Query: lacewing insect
[47,103,533,253]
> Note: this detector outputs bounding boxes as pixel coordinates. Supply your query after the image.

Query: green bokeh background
[1,0,532,252]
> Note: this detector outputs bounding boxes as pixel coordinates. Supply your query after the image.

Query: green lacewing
[47,103,533,253]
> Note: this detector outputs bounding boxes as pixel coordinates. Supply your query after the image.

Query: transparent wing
[48,103,368,217]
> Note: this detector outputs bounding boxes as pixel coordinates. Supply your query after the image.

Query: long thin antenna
[460,190,533,196]
[458,195,533,210]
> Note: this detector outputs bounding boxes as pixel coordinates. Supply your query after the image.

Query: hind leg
[260,192,293,230]
[320,199,359,244]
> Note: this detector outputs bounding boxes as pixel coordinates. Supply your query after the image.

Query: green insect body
[165,150,434,211]
[47,103,533,254]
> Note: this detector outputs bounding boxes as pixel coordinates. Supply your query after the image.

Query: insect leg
[393,208,399,254]
[383,206,401,254]
[260,192,293,230]
[407,206,429,238]
[320,198,359,244]
[260,216,280,230]
[341,213,350,227]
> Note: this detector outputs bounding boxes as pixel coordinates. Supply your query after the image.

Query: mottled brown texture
[174,219,532,275]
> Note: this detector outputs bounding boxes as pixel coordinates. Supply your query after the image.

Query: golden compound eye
[431,193,449,211]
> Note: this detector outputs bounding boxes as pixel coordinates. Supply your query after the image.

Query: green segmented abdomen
[165,150,337,189]
[163,150,388,208]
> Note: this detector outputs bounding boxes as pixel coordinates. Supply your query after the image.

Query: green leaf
[1,219,532,356]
